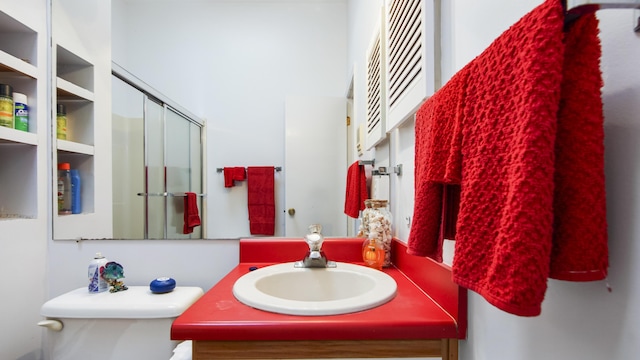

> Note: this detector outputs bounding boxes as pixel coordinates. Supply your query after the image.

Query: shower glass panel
[112,76,144,239]
[111,68,204,240]
[145,99,165,239]
[165,107,202,239]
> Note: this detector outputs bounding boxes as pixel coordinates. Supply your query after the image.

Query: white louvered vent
[365,16,386,150]
[385,0,439,132]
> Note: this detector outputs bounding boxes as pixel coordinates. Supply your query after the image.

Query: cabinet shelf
[52,39,99,239]
[55,152,95,218]
[0,126,37,145]
[0,9,42,221]
[56,139,94,155]
[0,50,37,79]
[0,1,110,238]
[0,10,38,68]
[56,44,94,92]
[56,77,94,101]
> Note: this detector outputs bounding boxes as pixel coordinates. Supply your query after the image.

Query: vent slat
[389,55,422,108]
[366,30,382,137]
[388,0,421,58]
[387,0,425,109]
[386,0,437,131]
[390,52,422,102]
[388,18,422,83]
[387,0,419,40]
[389,36,422,102]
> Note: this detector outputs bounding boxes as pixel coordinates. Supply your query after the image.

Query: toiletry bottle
[70,169,81,214]
[0,83,14,128]
[13,92,28,132]
[362,236,385,270]
[56,104,67,140]
[57,163,72,215]
[88,253,108,293]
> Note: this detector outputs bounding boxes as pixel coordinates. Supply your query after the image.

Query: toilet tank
[40,286,203,360]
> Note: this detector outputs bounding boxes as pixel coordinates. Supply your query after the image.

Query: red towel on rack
[183,192,201,234]
[407,0,607,317]
[550,12,608,281]
[247,167,275,235]
[223,167,246,187]
[407,69,468,261]
[344,162,369,218]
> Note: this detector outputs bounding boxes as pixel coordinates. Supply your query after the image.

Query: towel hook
[358,159,375,167]
[372,165,402,176]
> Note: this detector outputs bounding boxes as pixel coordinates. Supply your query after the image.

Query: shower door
[112,71,204,239]
[163,106,203,239]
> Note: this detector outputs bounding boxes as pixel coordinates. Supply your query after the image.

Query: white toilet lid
[40,286,204,319]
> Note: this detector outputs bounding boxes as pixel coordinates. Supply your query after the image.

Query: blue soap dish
[150,277,176,293]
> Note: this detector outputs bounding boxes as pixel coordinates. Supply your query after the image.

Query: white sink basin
[232,262,397,316]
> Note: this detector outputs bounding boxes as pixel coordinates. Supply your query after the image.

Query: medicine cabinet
[0,7,46,228]
[52,0,112,239]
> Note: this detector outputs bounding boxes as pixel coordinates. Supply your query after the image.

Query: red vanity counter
[171,238,466,359]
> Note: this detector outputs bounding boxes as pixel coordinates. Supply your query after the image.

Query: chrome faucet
[294,224,337,268]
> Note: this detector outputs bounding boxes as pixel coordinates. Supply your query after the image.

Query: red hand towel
[223,167,246,187]
[247,167,275,235]
[407,69,468,261]
[183,192,201,234]
[408,0,607,317]
[344,162,369,218]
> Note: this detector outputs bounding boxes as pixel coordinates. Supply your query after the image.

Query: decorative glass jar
[359,199,392,267]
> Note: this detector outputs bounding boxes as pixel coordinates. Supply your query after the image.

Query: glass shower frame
[112,64,205,239]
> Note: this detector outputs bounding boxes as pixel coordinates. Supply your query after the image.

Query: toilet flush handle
[37,319,63,331]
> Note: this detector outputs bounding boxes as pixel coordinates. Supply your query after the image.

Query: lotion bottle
[88,253,108,293]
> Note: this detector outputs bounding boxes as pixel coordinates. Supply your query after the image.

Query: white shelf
[56,77,94,101]
[0,126,37,145]
[0,50,38,79]
[56,139,94,155]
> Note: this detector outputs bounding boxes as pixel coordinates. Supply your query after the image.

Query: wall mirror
[111,65,204,240]
[52,0,386,241]
[94,0,369,240]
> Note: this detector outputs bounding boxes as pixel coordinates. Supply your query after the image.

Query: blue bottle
[70,169,81,214]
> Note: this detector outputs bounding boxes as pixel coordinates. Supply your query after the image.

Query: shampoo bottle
[70,169,81,214]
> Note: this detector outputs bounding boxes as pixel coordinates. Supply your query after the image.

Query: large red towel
[247,166,275,235]
[408,0,608,316]
[183,192,201,234]
[344,162,369,218]
[223,167,246,188]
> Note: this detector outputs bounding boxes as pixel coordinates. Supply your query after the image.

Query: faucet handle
[308,224,322,233]
[304,224,324,251]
